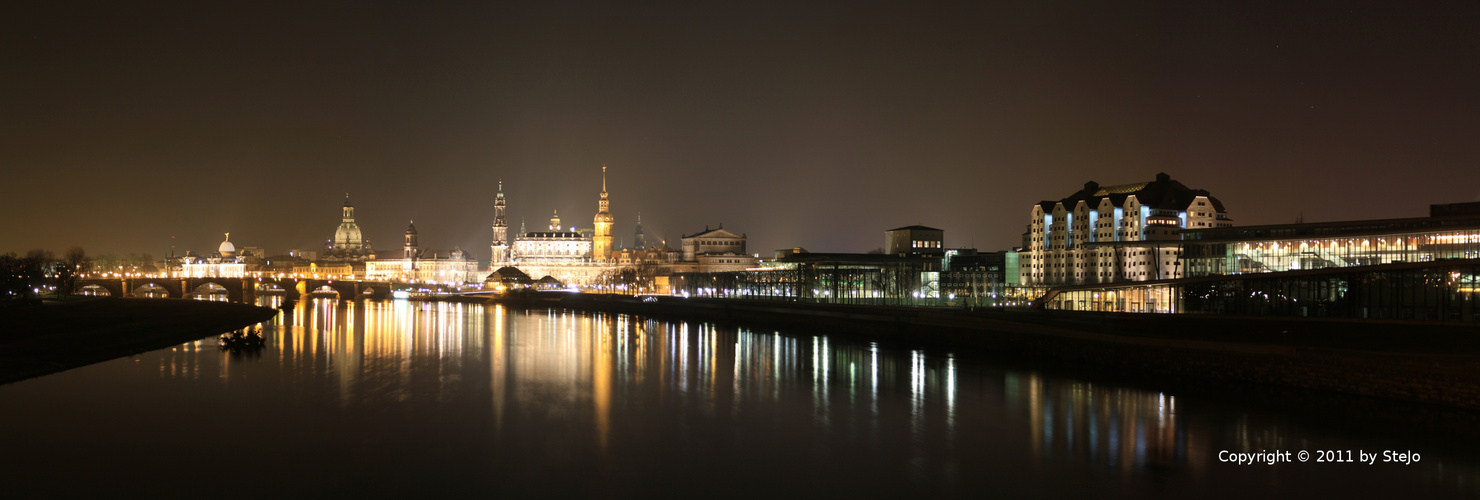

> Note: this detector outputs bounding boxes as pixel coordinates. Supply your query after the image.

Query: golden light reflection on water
[491,304,506,434]
[130,299,1480,494]
[167,300,1206,474]
[593,316,612,452]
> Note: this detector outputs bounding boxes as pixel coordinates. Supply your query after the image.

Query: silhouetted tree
[93,253,118,275]
[0,250,53,300]
[54,247,89,297]
[613,267,640,293]
[634,261,660,293]
[0,253,20,300]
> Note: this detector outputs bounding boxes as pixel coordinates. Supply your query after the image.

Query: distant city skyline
[6,2,1479,256]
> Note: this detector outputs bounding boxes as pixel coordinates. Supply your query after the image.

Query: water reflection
[5,300,1480,497]
[220,301,983,475]
[1013,373,1195,477]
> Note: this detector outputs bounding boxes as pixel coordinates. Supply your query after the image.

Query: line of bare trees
[0,247,90,301]
[596,262,661,294]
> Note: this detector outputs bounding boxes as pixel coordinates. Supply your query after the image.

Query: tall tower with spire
[593,165,614,261]
[491,180,508,265]
[634,212,646,250]
[403,221,419,262]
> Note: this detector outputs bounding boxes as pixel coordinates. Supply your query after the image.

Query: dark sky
[5,1,1479,258]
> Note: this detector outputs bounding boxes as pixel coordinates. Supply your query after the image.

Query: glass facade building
[1181,212,1480,277]
[1035,203,1480,322]
[1039,261,1480,322]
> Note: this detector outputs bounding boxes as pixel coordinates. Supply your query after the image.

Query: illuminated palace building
[489,167,618,286]
[671,227,758,273]
[1038,201,1480,321]
[364,221,480,283]
[180,233,247,278]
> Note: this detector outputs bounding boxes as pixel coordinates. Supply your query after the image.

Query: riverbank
[0,298,279,385]
[493,292,1480,410]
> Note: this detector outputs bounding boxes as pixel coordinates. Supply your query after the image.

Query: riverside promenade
[0,298,279,384]
[494,292,1480,411]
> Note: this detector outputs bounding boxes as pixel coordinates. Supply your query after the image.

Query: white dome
[335,222,363,249]
[218,233,236,256]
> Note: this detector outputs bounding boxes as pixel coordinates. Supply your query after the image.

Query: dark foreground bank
[494,292,1480,411]
[0,298,279,385]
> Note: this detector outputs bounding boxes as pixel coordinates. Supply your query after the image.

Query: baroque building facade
[365,221,480,283]
[492,167,619,286]
[180,233,247,278]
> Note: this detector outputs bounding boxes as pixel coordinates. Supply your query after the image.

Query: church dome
[333,194,364,250]
[218,233,236,257]
[334,222,363,248]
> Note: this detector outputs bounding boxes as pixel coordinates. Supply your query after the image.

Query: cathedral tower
[593,165,614,261]
[404,221,419,262]
[491,180,508,264]
[634,212,646,250]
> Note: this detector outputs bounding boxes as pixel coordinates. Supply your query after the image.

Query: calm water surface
[3,297,1478,498]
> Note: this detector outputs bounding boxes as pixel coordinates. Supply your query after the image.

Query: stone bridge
[74,277,395,302]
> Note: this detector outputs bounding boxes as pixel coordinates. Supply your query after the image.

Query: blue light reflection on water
[0,298,1477,498]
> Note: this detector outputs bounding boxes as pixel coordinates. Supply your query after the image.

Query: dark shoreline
[0,298,279,385]
[491,292,1480,412]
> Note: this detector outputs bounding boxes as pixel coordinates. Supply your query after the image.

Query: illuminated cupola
[333,193,365,250]
[218,233,236,258]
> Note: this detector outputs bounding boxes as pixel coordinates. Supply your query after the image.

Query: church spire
[493,179,506,226]
[598,164,610,213]
[634,212,646,250]
[593,164,614,261]
[491,179,508,262]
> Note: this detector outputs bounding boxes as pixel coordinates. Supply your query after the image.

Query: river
[2,297,1477,498]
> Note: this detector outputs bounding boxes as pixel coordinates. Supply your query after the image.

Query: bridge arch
[359,284,388,299]
[185,279,244,302]
[74,279,123,298]
[191,282,230,301]
[130,280,182,298]
[78,284,112,296]
[134,283,172,298]
[306,285,341,299]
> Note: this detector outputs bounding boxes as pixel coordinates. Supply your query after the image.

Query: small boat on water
[219,328,266,349]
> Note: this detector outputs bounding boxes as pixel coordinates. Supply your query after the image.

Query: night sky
[5,1,1479,258]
